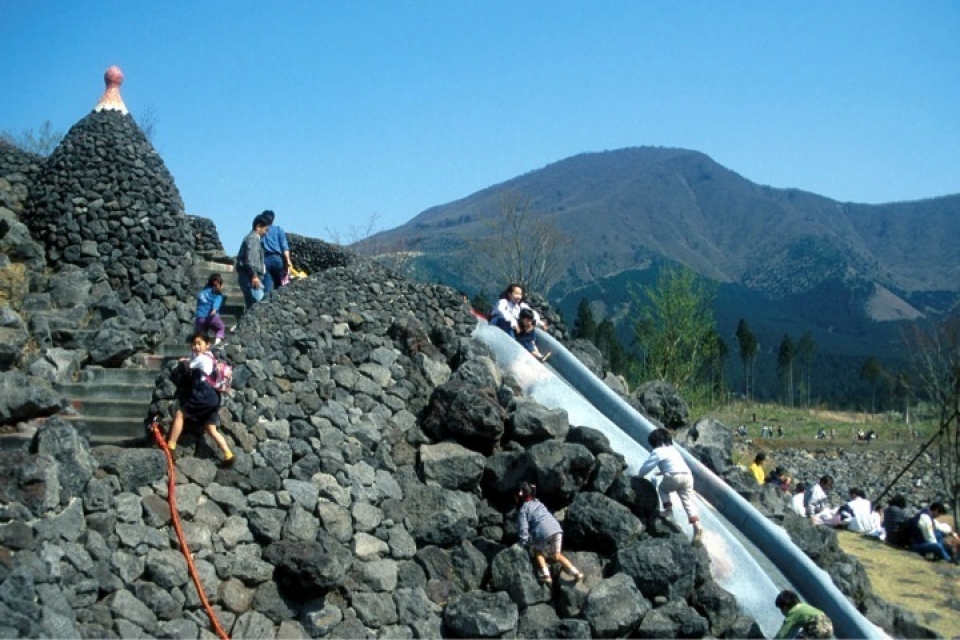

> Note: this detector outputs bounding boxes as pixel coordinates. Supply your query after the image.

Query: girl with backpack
[166,332,234,467]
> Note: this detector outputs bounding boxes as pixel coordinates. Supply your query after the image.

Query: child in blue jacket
[195,274,226,343]
[516,482,583,584]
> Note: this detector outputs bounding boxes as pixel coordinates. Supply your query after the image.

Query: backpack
[204,353,233,395]
[802,612,833,638]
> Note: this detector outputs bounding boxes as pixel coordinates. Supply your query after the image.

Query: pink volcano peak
[95,66,129,115]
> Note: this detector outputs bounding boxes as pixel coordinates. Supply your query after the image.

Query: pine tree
[735,318,758,400]
[573,298,597,342]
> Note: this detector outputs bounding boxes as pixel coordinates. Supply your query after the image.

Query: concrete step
[55,382,153,402]
[0,432,32,451]
[78,367,160,386]
[68,399,150,421]
[79,416,148,444]
[196,260,236,274]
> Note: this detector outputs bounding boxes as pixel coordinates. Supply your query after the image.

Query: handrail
[148,419,230,640]
[536,330,881,639]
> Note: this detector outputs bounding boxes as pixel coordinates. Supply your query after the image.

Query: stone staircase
[56,259,246,445]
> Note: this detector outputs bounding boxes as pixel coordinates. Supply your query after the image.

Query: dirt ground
[835,529,960,638]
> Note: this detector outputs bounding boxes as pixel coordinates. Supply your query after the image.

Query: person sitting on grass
[836,487,880,534]
[805,475,836,525]
[765,465,792,492]
[906,501,956,562]
[749,451,767,484]
[882,494,911,547]
[790,482,807,517]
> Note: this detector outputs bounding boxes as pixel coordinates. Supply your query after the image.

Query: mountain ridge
[361,146,960,402]
[369,146,960,301]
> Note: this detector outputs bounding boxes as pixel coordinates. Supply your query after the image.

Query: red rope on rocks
[149,419,230,640]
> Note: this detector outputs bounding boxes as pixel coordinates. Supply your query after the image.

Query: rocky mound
[0,254,766,639]
[23,108,195,330]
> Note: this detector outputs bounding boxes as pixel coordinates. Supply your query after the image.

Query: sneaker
[571,570,584,582]
[538,573,553,585]
[692,528,704,545]
[219,456,235,469]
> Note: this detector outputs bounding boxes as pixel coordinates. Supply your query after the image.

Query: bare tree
[905,314,960,520]
[136,104,159,143]
[334,213,423,277]
[461,192,570,296]
[0,120,63,156]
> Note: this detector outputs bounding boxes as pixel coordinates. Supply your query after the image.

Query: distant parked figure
[636,428,704,544]
[515,308,550,362]
[515,482,583,585]
[737,425,748,438]
[259,209,293,294]
[236,214,270,309]
[749,452,767,484]
[195,273,226,344]
[816,428,826,440]
[489,284,545,339]
[761,425,774,437]
[882,494,911,547]
[777,425,784,438]
[773,589,833,638]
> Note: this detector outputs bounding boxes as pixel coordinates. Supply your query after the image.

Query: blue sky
[2,1,958,255]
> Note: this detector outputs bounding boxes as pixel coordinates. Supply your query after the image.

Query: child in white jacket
[636,428,704,544]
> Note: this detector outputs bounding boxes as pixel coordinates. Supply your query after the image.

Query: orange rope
[149,420,230,640]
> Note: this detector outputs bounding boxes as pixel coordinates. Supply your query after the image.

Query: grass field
[701,400,935,442]
[836,529,960,638]
[700,400,959,636]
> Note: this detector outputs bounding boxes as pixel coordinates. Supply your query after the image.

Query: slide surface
[475,323,881,638]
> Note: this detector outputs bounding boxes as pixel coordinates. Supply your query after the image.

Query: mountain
[362,147,960,403]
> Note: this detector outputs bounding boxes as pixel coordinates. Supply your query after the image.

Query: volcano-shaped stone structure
[24,68,195,307]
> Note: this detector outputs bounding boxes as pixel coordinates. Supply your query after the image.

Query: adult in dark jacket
[236,214,270,308]
[882,494,911,547]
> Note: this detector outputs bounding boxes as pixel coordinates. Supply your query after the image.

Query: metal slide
[533,330,882,639]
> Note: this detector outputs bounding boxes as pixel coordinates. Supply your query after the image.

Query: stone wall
[24,110,195,307]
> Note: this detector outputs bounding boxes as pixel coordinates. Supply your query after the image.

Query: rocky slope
[0,72,945,638]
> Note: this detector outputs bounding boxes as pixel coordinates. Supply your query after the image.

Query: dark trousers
[263,254,286,294]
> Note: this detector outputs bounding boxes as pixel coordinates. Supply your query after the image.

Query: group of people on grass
[752,450,960,564]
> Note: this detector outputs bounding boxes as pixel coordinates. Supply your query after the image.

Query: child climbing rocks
[195,273,226,344]
[636,428,704,544]
[166,332,234,467]
[515,482,583,584]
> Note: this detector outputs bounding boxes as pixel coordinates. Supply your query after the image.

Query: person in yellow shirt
[749,452,767,484]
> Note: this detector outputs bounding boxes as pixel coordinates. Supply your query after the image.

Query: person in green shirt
[774,590,833,638]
